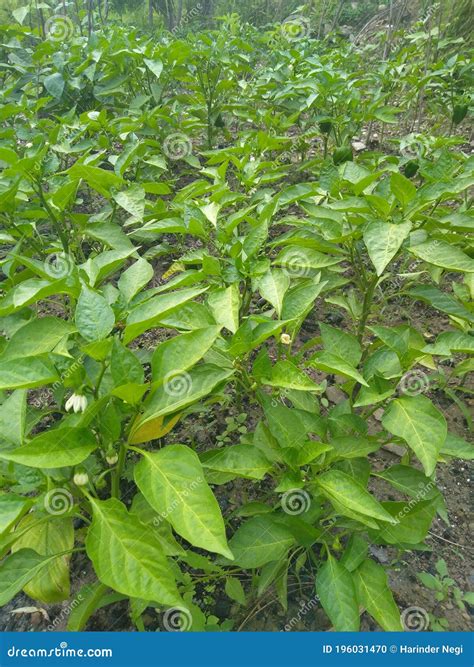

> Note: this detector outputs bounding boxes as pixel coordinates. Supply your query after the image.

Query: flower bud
[280,333,291,345]
[106,453,118,465]
[73,471,89,486]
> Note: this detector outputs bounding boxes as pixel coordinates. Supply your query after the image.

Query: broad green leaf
[320,323,362,366]
[201,445,272,480]
[12,6,29,24]
[353,559,402,630]
[340,535,368,572]
[374,499,436,544]
[225,577,246,605]
[226,516,294,568]
[113,184,145,221]
[390,172,416,208]
[0,357,59,390]
[363,221,411,276]
[0,390,26,445]
[310,352,369,386]
[151,326,221,383]
[44,72,65,99]
[85,498,181,607]
[144,58,163,78]
[75,286,115,341]
[317,470,395,524]
[0,549,58,606]
[258,269,290,317]
[274,246,342,270]
[81,248,137,288]
[68,163,122,198]
[124,287,207,343]
[1,317,75,360]
[12,514,73,602]
[133,364,233,433]
[118,258,154,303]
[0,428,97,468]
[261,360,323,392]
[208,285,240,333]
[440,433,474,460]
[134,445,233,558]
[382,396,447,475]
[316,553,360,631]
[408,285,474,323]
[110,339,144,386]
[409,240,474,273]
[0,494,32,534]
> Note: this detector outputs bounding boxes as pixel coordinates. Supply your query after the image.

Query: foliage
[0,7,472,633]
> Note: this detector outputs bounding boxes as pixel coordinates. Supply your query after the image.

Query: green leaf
[12,6,29,24]
[151,326,221,383]
[0,357,59,390]
[353,559,402,630]
[144,58,163,78]
[261,360,323,392]
[226,516,294,568]
[85,498,182,607]
[382,396,447,475]
[409,240,474,273]
[124,287,207,343]
[225,577,246,605]
[0,549,57,606]
[110,339,144,386]
[68,163,122,198]
[113,184,146,221]
[317,470,395,525]
[201,445,272,480]
[374,499,436,544]
[207,285,240,333]
[12,515,73,602]
[364,221,411,276]
[44,73,65,99]
[75,286,115,342]
[118,258,154,303]
[320,323,362,366]
[134,445,233,558]
[440,433,474,460]
[0,390,26,445]
[390,172,416,208]
[316,553,360,631]
[258,269,290,317]
[0,428,97,468]
[133,364,233,433]
[0,494,32,534]
[408,285,474,323]
[1,317,75,360]
[310,352,369,386]
[275,246,342,270]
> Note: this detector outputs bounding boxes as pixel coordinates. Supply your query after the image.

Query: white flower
[65,393,88,413]
[73,472,89,486]
[106,453,118,465]
[280,333,292,345]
